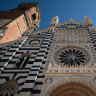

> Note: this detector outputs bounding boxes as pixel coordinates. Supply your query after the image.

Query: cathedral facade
[0,3,96,96]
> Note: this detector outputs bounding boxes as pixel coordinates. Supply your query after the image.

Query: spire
[48,16,59,32]
[85,16,95,30]
[85,16,93,26]
[69,18,75,24]
[50,16,59,26]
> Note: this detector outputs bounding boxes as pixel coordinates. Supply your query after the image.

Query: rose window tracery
[54,45,92,67]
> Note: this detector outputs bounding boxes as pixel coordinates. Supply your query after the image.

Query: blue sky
[0,0,96,30]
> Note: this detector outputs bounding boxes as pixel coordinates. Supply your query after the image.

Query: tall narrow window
[16,51,31,67]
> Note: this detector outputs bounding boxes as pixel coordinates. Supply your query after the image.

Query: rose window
[54,45,92,67]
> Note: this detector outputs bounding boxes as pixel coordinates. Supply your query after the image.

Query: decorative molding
[42,77,96,96]
[0,79,18,96]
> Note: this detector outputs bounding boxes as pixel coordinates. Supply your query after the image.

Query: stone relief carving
[0,79,18,96]
[44,77,53,85]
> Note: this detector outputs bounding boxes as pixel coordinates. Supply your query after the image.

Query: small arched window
[32,13,36,21]
[16,51,31,67]
[0,27,8,39]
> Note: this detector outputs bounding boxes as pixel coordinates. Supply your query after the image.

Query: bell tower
[0,3,41,44]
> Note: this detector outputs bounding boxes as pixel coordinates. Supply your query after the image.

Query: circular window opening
[54,45,92,67]
[29,39,40,45]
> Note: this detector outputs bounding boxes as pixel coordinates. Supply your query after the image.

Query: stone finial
[69,18,74,24]
[85,16,93,26]
[85,16,95,30]
[50,16,59,26]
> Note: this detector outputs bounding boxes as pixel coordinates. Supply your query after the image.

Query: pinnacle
[69,18,74,24]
